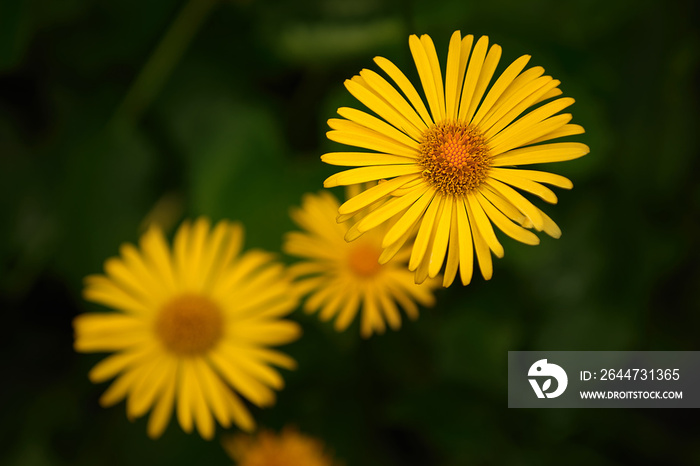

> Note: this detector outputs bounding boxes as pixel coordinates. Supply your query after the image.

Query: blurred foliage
[1,0,700,465]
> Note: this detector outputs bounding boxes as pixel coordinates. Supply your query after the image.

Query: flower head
[322,31,589,286]
[74,218,300,439]
[283,188,439,338]
[223,427,337,466]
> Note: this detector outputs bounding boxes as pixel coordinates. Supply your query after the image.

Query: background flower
[74,218,300,439]
[284,188,440,338]
[222,426,338,466]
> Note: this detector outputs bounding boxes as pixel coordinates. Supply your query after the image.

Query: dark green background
[1,0,699,464]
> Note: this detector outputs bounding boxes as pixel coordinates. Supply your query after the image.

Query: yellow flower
[223,427,337,466]
[322,31,590,286]
[74,218,300,439]
[283,188,439,338]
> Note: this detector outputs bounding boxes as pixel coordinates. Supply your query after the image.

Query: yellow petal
[481,187,526,224]
[173,220,192,289]
[191,370,215,440]
[334,286,361,331]
[209,222,244,279]
[492,113,573,156]
[88,344,155,383]
[455,199,474,286]
[382,187,436,248]
[344,78,423,142]
[357,184,429,232]
[374,56,434,127]
[488,97,575,153]
[483,76,558,139]
[377,288,402,330]
[534,86,563,105]
[359,286,375,338]
[445,31,465,120]
[338,106,421,148]
[489,168,559,204]
[408,194,444,271]
[224,389,255,432]
[475,191,540,245]
[491,142,590,166]
[338,175,418,215]
[146,367,176,439]
[466,193,504,258]
[139,226,177,294]
[327,128,419,158]
[465,199,493,280]
[187,217,211,290]
[239,347,298,370]
[496,168,573,189]
[323,165,421,188]
[458,35,489,120]
[409,35,443,122]
[83,275,150,314]
[470,54,531,127]
[464,43,502,123]
[358,69,427,137]
[378,219,419,265]
[177,360,195,433]
[484,178,544,231]
[99,366,141,407]
[193,360,231,428]
[127,354,172,420]
[209,349,276,407]
[481,66,546,126]
[442,202,461,287]
[321,151,415,167]
[420,34,446,121]
[226,320,302,346]
[528,123,585,145]
[428,195,453,278]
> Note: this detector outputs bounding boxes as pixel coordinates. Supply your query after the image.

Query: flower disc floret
[155,294,223,355]
[419,122,491,195]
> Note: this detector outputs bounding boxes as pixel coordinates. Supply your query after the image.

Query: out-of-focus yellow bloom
[223,427,338,466]
[74,218,300,439]
[284,189,439,338]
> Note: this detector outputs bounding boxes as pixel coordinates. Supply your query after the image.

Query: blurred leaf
[277,18,406,64]
[0,0,30,70]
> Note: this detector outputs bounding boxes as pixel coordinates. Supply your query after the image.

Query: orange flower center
[224,428,334,466]
[347,243,382,278]
[155,294,224,355]
[419,122,491,195]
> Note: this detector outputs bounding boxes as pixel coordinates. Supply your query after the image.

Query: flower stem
[112,0,219,124]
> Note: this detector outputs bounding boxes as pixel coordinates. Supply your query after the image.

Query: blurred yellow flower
[322,31,589,286]
[74,218,300,439]
[283,189,439,338]
[223,427,337,466]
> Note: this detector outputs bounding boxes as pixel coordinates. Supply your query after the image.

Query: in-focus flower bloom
[322,31,590,286]
[74,218,300,439]
[223,426,337,466]
[283,188,439,338]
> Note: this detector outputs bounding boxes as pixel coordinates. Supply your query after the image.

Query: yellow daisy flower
[74,218,301,440]
[223,426,338,466]
[283,188,439,338]
[322,31,590,286]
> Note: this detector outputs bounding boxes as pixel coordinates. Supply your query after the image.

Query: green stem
[112,0,219,124]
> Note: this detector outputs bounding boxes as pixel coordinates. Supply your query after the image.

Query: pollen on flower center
[419,122,491,195]
[347,243,382,278]
[155,294,224,355]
